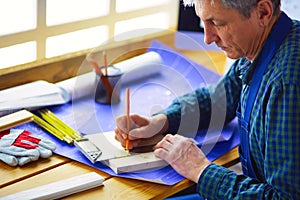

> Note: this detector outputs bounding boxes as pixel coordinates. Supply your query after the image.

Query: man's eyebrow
[202,16,215,22]
[203,17,225,24]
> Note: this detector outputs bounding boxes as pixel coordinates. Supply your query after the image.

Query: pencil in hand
[125,88,130,151]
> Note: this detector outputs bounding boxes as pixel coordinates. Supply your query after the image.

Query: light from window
[115,0,170,13]
[46,0,109,26]
[46,26,108,58]
[0,0,176,70]
[0,42,36,69]
[114,12,169,41]
[0,0,36,36]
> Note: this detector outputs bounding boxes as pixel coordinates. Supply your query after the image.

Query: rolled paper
[114,51,162,84]
[0,51,163,116]
[56,51,163,100]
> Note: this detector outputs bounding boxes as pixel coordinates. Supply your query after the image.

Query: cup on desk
[95,66,123,104]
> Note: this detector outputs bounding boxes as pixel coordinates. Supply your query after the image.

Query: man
[115,0,300,199]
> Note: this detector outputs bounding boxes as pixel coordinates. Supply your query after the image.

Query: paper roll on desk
[115,51,162,83]
[56,51,162,100]
[0,52,162,116]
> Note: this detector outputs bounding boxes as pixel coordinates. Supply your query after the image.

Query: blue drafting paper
[17,40,240,185]
[194,118,238,147]
[175,31,221,51]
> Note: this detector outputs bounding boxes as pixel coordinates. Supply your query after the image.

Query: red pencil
[87,53,103,76]
[125,88,130,151]
[103,51,108,76]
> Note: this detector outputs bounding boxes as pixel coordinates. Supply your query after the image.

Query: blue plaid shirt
[161,13,300,199]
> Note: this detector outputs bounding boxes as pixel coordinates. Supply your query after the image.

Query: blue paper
[17,40,240,185]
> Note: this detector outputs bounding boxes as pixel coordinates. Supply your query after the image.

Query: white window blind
[0,0,177,69]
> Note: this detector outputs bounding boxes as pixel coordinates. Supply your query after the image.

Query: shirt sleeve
[158,59,243,135]
[197,80,300,199]
[197,163,268,199]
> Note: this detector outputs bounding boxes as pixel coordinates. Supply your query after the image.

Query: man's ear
[255,0,274,26]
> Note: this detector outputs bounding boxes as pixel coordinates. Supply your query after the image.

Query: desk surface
[0,49,238,199]
[0,147,239,199]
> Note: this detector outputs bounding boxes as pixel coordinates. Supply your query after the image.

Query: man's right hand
[114,114,169,149]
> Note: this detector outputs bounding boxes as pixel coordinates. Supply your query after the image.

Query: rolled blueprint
[0,51,162,116]
[56,51,163,100]
[115,51,162,84]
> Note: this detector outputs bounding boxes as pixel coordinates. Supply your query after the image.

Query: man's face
[195,0,261,60]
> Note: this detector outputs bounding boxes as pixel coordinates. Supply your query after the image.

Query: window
[0,0,177,70]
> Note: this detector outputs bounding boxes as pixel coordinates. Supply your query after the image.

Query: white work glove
[0,129,56,166]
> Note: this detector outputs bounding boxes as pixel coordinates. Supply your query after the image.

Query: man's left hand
[154,134,211,183]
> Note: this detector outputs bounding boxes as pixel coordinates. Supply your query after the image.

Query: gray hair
[183,0,281,18]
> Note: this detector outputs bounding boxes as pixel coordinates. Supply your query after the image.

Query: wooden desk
[0,147,239,199]
[0,37,239,199]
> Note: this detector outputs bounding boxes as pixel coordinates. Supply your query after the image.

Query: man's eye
[209,20,217,26]
[211,20,224,27]
[212,21,219,26]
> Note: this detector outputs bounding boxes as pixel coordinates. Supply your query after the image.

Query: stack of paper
[82,131,168,174]
[0,80,70,116]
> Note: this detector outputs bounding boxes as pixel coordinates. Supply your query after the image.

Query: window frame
[0,0,178,78]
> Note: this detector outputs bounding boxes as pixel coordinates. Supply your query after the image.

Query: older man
[115,0,300,199]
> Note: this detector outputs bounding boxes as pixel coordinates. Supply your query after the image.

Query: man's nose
[203,24,219,45]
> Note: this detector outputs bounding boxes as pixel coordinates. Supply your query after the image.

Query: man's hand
[154,134,211,183]
[114,114,168,149]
